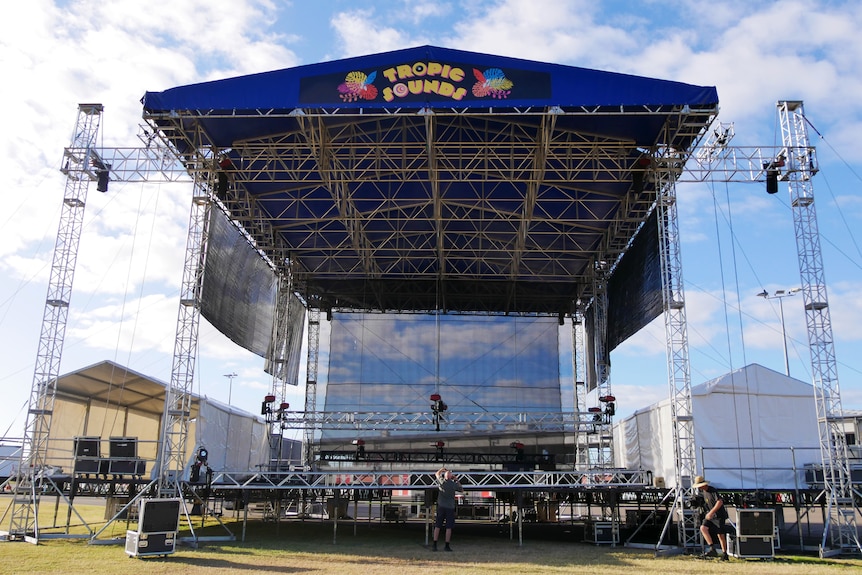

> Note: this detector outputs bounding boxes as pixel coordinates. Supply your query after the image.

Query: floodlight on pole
[224,372,238,404]
[757,288,800,376]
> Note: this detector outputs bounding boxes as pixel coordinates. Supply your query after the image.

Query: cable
[708,180,747,487]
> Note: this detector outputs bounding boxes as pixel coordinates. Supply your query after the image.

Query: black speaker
[74,436,100,458]
[108,459,145,476]
[735,535,774,558]
[139,499,181,533]
[424,488,438,507]
[109,437,137,458]
[737,509,774,536]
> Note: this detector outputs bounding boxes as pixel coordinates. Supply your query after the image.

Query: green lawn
[1,498,860,575]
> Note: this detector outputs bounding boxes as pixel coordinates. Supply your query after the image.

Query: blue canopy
[144,45,715,111]
[142,45,718,317]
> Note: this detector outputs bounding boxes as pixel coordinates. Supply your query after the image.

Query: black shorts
[702,517,726,538]
[435,506,456,529]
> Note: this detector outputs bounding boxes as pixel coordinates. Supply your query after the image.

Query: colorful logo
[337,70,379,102]
[335,62,515,103]
[471,68,513,99]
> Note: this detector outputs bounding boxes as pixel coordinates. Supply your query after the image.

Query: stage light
[217,156,232,198]
[764,155,785,195]
[766,168,778,194]
[261,394,276,416]
[96,167,110,192]
[430,393,447,412]
[510,441,525,462]
[632,157,650,195]
[217,172,228,196]
[190,446,209,483]
[430,393,447,431]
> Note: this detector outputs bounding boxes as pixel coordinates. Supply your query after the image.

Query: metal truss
[590,272,614,468]
[777,101,860,556]
[157,150,216,498]
[655,122,702,553]
[266,271,294,463]
[147,104,717,315]
[91,143,192,184]
[3,104,104,543]
[209,468,651,491]
[318,450,556,466]
[277,410,596,432]
[572,308,590,470]
[303,307,321,467]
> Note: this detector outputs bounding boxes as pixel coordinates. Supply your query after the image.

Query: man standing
[693,475,729,560]
[432,466,463,551]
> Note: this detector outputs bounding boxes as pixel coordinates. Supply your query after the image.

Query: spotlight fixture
[261,394,276,416]
[430,393,447,431]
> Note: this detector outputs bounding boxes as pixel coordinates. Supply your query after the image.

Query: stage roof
[142,45,718,315]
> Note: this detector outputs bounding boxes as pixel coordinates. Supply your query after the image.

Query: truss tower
[777,100,860,556]
[4,104,103,541]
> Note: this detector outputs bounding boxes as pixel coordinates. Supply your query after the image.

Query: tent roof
[625,363,813,419]
[692,363,813,398]
[142,45,719,315]
[56,360,197,418]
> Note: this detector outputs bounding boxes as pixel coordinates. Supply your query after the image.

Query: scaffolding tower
[655,127,700,553]
[4,104,104,541]
[776,100,861,556]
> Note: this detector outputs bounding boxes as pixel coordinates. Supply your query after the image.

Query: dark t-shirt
[701,485,728,521]
[437,477,461,509]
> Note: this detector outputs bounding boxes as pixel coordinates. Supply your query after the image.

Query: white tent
[44,361,270,478]
[192,397,270,474]
[613,364,821,489]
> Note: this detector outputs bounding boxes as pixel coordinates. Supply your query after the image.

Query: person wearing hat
[693,475,729,560]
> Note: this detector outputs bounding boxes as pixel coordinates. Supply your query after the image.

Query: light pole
[224,372,238,404]
[757,288,800,376]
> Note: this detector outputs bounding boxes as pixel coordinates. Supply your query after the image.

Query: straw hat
[692,475,709,488]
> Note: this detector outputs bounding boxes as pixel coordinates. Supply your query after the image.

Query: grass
[2,497,861,574]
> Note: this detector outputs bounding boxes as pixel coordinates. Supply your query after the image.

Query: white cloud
[331,9,425,57]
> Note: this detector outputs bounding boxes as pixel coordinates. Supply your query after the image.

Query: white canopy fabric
[192,397,269,473]
[613,364,821,489]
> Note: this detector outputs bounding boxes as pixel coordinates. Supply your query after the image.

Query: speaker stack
[732,508,775,559]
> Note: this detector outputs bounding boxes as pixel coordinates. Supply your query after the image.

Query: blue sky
[2,0,862,443]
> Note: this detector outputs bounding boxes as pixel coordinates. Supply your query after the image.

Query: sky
[2,0,862,445]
